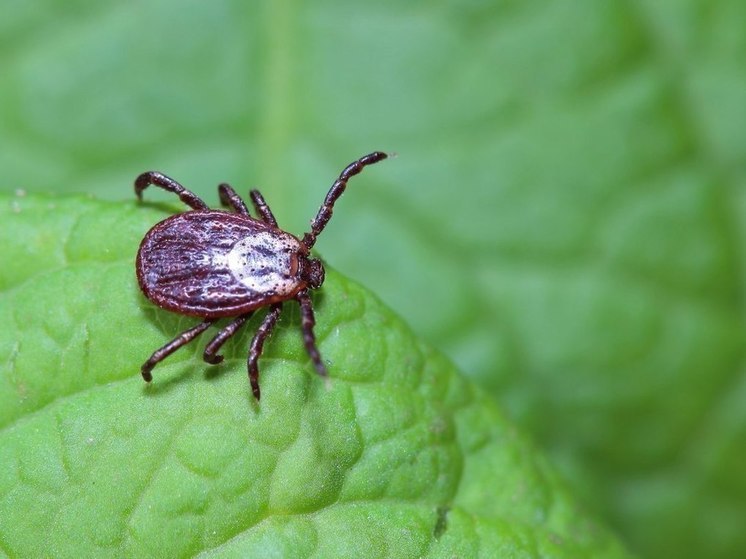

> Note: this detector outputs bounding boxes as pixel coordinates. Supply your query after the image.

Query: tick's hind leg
[249,190,278,227]
[135,172,209,211]
[218,183,250,216]
[141,319,217,381]
[203,312,253,364]
[248,303,283,400]
[296,289,327,378]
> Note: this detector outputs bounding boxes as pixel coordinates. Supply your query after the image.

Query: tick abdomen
[137,211,303,317]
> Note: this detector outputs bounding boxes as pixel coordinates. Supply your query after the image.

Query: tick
[135,152,388,399]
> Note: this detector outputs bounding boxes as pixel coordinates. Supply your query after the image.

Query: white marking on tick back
[224,232,295,294]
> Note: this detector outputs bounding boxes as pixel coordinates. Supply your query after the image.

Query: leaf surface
[2,2,745,557]
[0,195,630,558]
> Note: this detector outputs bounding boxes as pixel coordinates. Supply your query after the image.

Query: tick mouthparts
[305,258,325,289]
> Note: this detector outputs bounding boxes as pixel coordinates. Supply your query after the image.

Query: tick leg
[249,189,278,227]
[302,151,388,249]
[296,289,327,378]
[248,303,283,400]
[134,172,209,211]
[141,319,216,381]
[203,312,253,364]
[218,183,250,216]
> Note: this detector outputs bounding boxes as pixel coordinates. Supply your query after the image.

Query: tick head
[304,257,325,289]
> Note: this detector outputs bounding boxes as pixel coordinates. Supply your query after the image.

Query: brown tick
[135,152,388,399]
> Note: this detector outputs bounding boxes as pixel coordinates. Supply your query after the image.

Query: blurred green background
[2,1,745,557]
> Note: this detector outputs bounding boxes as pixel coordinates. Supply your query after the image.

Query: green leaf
[2,2,745,557]
[0,194,629,558]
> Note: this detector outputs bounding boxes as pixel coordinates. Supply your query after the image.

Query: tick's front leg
[296,289,327,378]
[302,151,388,249]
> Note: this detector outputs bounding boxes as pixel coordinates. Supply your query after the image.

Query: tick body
[135,151,388,399]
